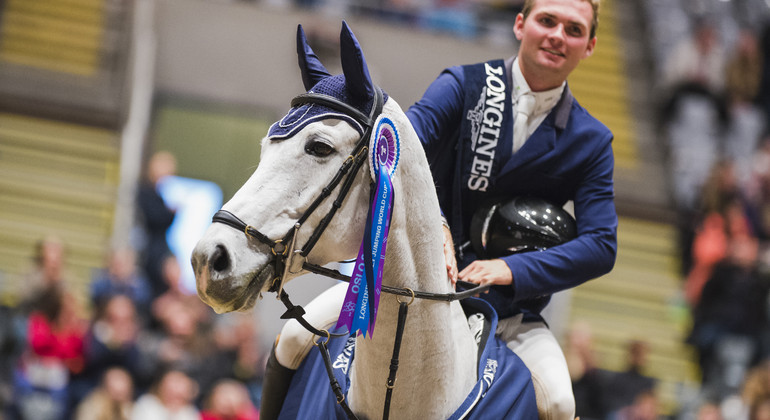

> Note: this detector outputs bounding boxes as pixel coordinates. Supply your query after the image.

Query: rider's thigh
[275,282,348,369]
[498,317,576,420]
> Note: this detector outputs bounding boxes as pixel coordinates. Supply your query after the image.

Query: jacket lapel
[497,81,574,177]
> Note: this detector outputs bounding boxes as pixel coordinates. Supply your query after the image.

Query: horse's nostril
[211,245,230,273]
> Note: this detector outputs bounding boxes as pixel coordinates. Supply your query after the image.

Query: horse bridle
[213,87,382,299]
[211,87,489,420]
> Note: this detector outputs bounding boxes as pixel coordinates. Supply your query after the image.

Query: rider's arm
[501,135,617,301]
[406,66,465,163]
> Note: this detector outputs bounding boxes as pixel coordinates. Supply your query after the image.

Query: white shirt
[511,57,565,148]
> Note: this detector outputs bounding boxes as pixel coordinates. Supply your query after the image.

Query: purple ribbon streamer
[336,160,395,337]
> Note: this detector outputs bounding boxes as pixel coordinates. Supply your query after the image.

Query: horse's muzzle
[191,236,268,313]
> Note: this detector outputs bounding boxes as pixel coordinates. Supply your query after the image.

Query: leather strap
[383,298,410,420]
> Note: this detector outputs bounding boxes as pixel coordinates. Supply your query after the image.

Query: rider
[405,0,617,418]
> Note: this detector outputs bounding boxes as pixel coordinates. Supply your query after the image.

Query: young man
[405,0,617,418]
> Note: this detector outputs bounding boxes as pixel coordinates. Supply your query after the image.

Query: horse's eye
[305,140,335,157]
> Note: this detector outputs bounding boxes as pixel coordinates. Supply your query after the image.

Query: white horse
[192,22,535,419]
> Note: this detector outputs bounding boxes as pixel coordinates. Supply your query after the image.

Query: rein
[211,89,490,419]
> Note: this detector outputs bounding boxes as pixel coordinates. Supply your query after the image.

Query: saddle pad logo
[332,336,357,374]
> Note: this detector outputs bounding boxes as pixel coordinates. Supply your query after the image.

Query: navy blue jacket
[406,58,618,319]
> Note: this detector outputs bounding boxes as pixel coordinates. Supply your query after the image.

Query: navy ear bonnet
[268,22,388,141]
[267,75,388,140]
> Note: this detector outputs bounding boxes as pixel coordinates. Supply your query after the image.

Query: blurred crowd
[0,152,265,420]
[248,0,527,41]
[651,0,770,419]
[565,322,660,420]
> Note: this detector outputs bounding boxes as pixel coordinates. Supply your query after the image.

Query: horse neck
[348,113,478,418]
[368,100,449,293]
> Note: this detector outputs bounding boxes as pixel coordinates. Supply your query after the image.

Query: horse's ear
[297,24,331,91]
[340,21,375,103]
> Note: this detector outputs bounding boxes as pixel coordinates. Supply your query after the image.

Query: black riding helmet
[470,196,577,259]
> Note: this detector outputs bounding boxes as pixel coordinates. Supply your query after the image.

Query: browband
[291,93,374,129]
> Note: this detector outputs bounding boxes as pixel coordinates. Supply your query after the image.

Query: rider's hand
[458,259,512,290]
[442,224,458,287]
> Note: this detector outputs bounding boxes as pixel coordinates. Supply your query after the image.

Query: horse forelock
[267,74,389,140]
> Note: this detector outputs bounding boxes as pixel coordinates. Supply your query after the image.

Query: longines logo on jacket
[466,62,506,192]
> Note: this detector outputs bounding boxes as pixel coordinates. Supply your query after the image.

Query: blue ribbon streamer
[337,163,395,337]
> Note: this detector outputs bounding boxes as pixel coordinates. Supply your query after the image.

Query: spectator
[374,0,424,24]
[757,20,770,123]
[477,0,524,16]
[69,295,153,409]
[136,150,177,299]
[73,367,134,420]
[607,390,660,420]
[724,29,766,187]
[744,136,770,241]
[11,285,87,420]
[150,255,209,332]
[661,18,727,94]
[150,299,203,368]
[24,286,86,372]
[754,398,770,420]
[211,313,265,408]
[743,361,770,419]
[694,400,723,420]
[0,304,24,413]
[19,235,71,311]
[698,159,744,217]
[603,339,657,415]
[685,210,728,306]
[565,321,608,420]
[725,29,763,106]
[688,199,768,397]
[200,379,259,420]
[131,369,199,420]
[90,247,152,320]
[419,0,479,39]
[144,296,219,401]
[684,160,745,305]
[230,325,265,409]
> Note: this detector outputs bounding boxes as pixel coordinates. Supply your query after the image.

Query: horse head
[191,22,412,314]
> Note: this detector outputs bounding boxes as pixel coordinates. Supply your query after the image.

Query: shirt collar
[512,57,565,117]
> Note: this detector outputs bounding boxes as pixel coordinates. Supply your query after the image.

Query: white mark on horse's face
[192,119,369,313]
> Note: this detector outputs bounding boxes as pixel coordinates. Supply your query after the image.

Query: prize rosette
[337,116,400,337]
[370,117,400,179]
